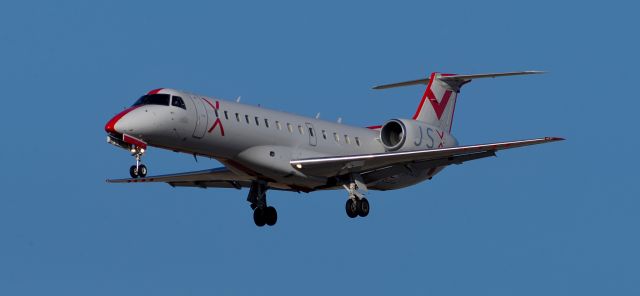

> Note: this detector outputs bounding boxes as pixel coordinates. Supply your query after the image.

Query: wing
[106,167,253,189]
[290,137,564,177]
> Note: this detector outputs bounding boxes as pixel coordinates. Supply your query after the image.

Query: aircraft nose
[106,106,160,138]
[105,106,140,134]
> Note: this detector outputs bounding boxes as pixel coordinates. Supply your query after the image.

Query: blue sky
[0,0,638,295]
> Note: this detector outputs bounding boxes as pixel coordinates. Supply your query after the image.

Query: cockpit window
[132,94,170,107]
[171,96,186,110]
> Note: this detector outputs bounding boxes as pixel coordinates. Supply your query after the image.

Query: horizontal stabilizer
[440,71,545,82]
[372,70,544,90]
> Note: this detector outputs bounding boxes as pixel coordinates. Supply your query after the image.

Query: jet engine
[379,119,457,151]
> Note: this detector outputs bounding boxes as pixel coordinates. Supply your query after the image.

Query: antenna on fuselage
[236,96,241,103]
[337,117,342,124]
[316,112,320,119]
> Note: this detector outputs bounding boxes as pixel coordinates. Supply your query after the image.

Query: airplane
[105,71,563,227]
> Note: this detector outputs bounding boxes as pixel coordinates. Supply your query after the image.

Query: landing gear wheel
[358,198,370,217]
[346,199,359,218]
[138,165,147,177]
[129,165,138,178]
[264,206,278,226]
[253,207,266,227]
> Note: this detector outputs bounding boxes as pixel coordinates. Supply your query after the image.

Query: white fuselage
[106,88,458,191]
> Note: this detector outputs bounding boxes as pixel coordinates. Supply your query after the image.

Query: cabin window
[224,111,229,120]
[298,125,304,134]
[255,116,260,126]
[171,96,186,110]
[333,132,340,142]
[235,113,240,122]
[264,118,270,128]
[322,130,327,139]
[355,137,360,146]
[214,108,219,117]
[245,115,250,124]
[287,123,293,133]
[344,135,351,144]
[308,127,314,137]
[276,121,282,130]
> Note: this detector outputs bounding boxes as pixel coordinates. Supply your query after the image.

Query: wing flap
[291,137,563,177]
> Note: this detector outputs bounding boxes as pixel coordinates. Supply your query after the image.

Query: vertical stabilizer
[412,72,462,132]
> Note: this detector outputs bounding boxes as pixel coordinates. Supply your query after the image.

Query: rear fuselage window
[245,115,250,124]
[255,116,260,126]
[264,118,270,128]
[133,94,170,107]
[224,111,229,120]
[322,130,327,139]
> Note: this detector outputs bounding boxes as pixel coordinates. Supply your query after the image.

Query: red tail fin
[413,72,460,132]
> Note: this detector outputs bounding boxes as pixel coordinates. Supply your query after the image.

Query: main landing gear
[128,146,147,178]
[344,176,370,219]
[248,181,277,227]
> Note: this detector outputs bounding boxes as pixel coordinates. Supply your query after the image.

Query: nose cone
[105,106,161,138]
[105,106,140,134]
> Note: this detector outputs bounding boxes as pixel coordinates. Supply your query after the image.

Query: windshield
[132,94,170,107]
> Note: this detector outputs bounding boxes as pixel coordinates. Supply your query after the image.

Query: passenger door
[305,122,317,146]
[190,96,208,138]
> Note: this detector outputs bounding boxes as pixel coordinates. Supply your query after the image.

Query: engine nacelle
[380,119,458,151]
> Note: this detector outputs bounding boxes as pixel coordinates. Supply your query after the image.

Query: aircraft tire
[265,206,277,226]
[358,198,370,217]
[253,207,266,227]
[138,165,147,177]
[129,165,138,178]
[345,199,358,218]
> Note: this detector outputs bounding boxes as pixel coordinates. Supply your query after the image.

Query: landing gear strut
[344,175,370,218]
[128,147,147,178]
[248,181,277,227]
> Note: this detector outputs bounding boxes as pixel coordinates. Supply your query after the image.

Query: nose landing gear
[128,147,147,178]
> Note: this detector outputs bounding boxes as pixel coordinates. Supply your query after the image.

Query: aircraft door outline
[305,122,317,146]
[190,96,208,138]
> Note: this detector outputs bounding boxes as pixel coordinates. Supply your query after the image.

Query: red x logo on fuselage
[203,99,225,136]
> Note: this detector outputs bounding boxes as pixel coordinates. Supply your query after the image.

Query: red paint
[203,98,225,136]
[208,118,225,136]
[123,134,147,149]
[367,125,382,129]
[104,106,140,134]
[147,88,164,95]
[412,72,455,121]
[203,98,220,111]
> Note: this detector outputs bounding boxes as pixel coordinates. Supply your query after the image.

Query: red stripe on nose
[105,106,140,133]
